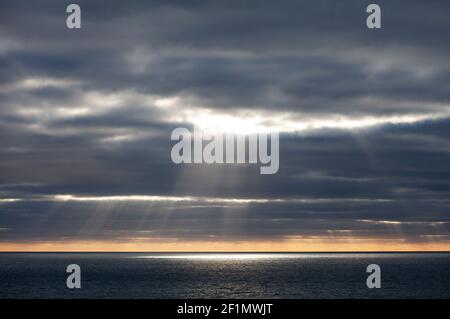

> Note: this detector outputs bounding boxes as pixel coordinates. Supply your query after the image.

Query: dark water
[0,253,449,298]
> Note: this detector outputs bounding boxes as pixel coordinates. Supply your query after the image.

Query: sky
[0,0,450,251]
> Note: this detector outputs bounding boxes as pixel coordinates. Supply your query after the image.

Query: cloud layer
[0,0,449,248]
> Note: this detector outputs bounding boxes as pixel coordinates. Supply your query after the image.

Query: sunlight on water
[133,253,317,260]
[130,253,414,261]
[1,253,449,298]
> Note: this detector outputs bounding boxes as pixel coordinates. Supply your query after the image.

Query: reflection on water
[131,252,434,260]
[0,253,449,298]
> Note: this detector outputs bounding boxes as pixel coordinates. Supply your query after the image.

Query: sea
[0,252,449,298]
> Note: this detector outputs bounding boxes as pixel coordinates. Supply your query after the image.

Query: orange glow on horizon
[1,240,449,252]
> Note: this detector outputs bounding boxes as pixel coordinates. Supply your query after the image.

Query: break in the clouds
[0,0,450,247]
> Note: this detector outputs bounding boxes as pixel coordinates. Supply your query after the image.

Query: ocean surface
[0,252,449,298]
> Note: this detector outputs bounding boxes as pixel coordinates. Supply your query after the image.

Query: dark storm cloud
[1,195,449,243]
[1,0,450,244]
[2,119,450,243]
[2,0,450,113]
